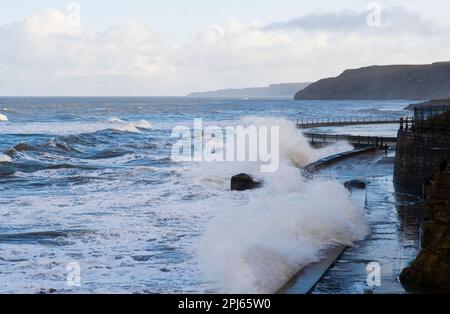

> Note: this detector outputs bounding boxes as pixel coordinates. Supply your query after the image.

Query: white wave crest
[0,154,12,163]
[107,118,152,132]
[0,118,152,135]
[0,113,8,121]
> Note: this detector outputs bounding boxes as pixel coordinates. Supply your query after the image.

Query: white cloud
[0,7,449,96]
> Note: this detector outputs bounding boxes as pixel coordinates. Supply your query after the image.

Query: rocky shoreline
[400,158,450,292]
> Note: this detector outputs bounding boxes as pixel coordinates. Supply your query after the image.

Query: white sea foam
[0,113,8,121]
[195,117,368,293]
[0,118,152,135]
[107,118,152,132]
[0,154,12,163]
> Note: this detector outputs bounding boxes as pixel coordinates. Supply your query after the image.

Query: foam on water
[0,118,151,135]
[0,154,12,163]
[0,113,8,121]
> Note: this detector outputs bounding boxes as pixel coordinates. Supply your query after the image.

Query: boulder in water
[13,143,33,152]
[231,173,262,191]
[4,143,33,157]
[344,180,367,190]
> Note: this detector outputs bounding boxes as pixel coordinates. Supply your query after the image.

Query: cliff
[295,62,450,100]
[188,82,310,98]
[400,156,450,292]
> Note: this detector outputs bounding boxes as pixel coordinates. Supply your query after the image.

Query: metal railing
[297,116,400,127]
[303,132,397,146]
[414,105,450,120]
[400,106,450,135]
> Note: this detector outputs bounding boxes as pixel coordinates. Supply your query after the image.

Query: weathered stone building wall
[394,130,450,195]
[400,157,450,291]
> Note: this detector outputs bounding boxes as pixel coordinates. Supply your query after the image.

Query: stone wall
[400,157,450,291]
[394,130,450,196]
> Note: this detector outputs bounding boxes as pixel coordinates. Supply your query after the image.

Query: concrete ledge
[303,146,377,175]
[277,245,346,294]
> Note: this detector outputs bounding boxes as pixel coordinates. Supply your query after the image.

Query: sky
[0,0,450,96]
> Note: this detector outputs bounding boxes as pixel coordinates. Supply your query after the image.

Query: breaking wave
[195,117,368,293]
[0,113,7,121]
[0,118,152,135]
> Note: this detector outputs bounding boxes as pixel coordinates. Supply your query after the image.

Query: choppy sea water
[0,97,411,293]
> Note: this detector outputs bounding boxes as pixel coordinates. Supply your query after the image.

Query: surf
[0,118,152,135]
[195,117,369,293]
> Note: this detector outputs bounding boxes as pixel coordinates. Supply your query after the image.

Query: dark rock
[12,143,33,152]
[400,249,450,292]
[344,180,367,190]
[422,222,450,251]
[295,62,450,100]
[4,148,17,157]
[400,155,450,292]
[231,173,262,191]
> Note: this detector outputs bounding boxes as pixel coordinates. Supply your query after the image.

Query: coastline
[278,143,422,294]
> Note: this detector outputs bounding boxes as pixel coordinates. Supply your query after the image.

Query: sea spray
[195,117,368,293]
[0,113,8,121]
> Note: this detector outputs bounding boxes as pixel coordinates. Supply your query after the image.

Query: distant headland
[295,62,450,101]
[405,97,450,110]
[188,82,310,98]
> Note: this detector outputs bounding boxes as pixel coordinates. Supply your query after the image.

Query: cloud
[0,9,181,95]
[0,7,449,96]
[265,6,443,37]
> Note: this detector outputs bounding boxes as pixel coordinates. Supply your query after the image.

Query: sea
[0,97,412,293]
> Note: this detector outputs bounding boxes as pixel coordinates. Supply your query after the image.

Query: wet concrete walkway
[311,151,424,294]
